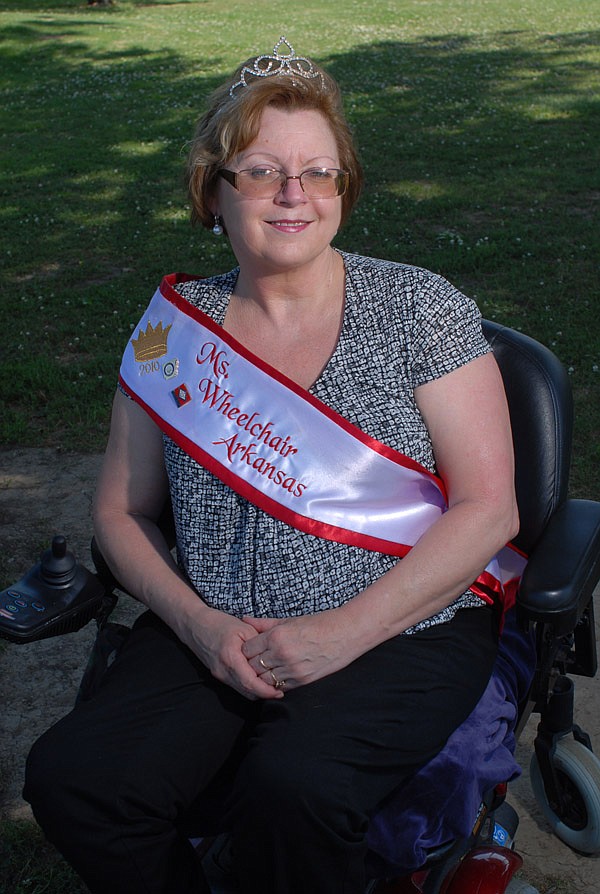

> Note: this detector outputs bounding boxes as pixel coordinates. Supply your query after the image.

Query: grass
[0,0,599,889]
[1,0,598,495]
[0,820,88,893]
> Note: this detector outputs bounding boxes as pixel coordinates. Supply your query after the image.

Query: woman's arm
[342,350,519,637]
[93,389,282,700]
[242,352,519,687]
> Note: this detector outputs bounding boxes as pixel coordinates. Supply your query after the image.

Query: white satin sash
[119,275,526,608]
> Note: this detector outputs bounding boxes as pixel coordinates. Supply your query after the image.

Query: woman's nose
[274,175,307,204]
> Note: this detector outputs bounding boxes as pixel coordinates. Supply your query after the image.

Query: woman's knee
[24,718,112,835]
[24,741,69,841]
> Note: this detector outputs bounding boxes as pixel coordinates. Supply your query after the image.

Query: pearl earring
[212,215,224,236]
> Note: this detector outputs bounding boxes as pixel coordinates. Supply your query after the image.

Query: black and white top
[162,251,491,631]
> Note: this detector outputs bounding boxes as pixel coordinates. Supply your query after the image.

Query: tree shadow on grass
[0,0,205,10]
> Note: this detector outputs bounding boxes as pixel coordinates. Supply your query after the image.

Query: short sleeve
[409,272,491,388]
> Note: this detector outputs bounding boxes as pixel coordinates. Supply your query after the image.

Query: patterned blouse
[162,251,491,632]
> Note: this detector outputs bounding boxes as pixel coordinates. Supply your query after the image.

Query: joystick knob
[40,535,77,586]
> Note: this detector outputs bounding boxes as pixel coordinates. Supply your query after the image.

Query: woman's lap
[24,604,498,893]
[230,604,499,819]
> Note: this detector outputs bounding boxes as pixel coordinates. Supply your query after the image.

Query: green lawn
[1,0,599,889]
[2,0,598,496]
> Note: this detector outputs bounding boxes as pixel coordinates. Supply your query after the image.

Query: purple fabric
[366,609,536,874]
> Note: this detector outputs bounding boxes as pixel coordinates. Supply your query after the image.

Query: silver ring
[259,657,271,671]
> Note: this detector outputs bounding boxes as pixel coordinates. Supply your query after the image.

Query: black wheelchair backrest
[483,320,573,555]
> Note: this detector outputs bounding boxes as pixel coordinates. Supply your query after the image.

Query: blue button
[14,598,28,607]
[5,604,19,613]
[31,602,46,612]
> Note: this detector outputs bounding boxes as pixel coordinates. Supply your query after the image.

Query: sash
[119,274,526,611]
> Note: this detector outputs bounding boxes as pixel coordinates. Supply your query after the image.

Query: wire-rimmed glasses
[218,167,349,199]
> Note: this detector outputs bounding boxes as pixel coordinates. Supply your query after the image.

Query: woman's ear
[207,179,222,217]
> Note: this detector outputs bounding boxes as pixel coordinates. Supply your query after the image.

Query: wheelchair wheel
[530,736,600,854]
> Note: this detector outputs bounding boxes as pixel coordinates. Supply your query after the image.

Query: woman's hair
[185,54,363,230]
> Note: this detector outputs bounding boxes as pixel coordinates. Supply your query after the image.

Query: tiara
[229,37,324,97]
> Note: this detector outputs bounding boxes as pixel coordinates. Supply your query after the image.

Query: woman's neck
[224,248,346,390]
[231,247,344,326]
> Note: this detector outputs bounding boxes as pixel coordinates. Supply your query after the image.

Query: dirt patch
[1,447,598,892]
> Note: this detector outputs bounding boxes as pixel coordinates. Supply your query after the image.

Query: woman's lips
[268,219,311,233]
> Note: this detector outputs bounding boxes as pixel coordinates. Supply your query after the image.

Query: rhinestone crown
[229,37,325,98]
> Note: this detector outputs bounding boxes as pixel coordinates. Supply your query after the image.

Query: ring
[259,657,271,671]
[269,670,286,690]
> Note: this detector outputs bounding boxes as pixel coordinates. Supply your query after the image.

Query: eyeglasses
[218,167,349,199]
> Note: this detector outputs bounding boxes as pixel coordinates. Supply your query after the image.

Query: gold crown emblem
[131,320,172,361]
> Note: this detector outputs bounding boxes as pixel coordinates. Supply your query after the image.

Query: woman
[25,38,519,894]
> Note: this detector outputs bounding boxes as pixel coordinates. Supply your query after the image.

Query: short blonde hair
[186,57,363,230]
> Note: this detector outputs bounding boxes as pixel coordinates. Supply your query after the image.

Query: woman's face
[214,106,343,276]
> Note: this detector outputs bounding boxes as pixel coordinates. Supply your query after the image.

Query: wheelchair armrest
[91,536,121,592]
[517,499,600,634]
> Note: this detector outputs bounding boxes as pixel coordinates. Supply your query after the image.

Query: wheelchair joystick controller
[0,535,107,644]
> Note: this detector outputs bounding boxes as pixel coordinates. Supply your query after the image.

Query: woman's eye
[305,169,332,180]
[249,168,277,180]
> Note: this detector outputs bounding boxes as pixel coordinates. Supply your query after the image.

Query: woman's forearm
[92,506,215,645]
[335,495,518,655]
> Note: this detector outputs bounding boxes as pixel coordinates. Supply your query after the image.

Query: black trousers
[24,606,498,894]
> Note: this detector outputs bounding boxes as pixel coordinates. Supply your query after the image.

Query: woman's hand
[240,610,360,691]
[181,605,285,701]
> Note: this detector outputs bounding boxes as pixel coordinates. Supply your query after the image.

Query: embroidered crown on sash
[131,321,172,361]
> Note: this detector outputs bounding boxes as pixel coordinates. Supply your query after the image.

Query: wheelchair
[2,320,599,894]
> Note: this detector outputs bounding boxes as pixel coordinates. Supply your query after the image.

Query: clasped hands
[195,607,357,701]
[242,612,354,698]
